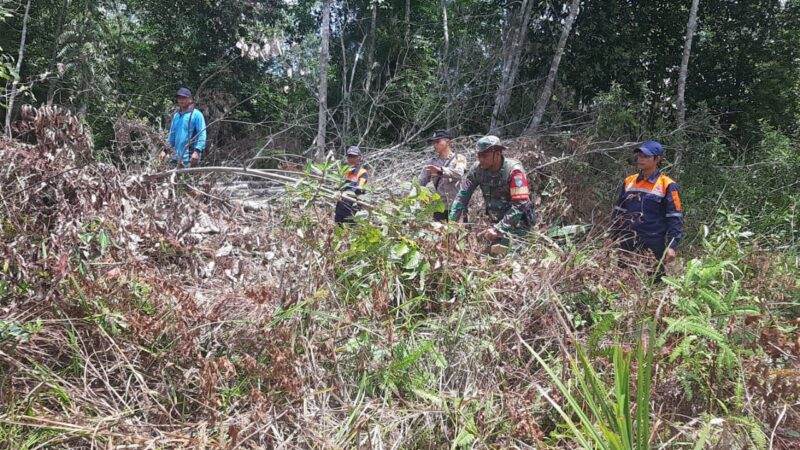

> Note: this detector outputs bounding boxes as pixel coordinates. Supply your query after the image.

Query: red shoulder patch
[509,169,529,200]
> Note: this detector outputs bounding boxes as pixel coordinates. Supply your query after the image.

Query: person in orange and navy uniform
[335,146,369,226]
[612,140,683,278]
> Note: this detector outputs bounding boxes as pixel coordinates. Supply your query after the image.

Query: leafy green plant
[313,176,462,310]
[67,276,129,336]
[524,321,655,450]
[0,257,31,298]
[691,415,768,450]
[77,217,116,259]
[659,216,760,409]
[0,318,43,345]
[339,328,445,400]
[126,279,156,315]
[0,5,14,86]
[590,82,644,141]
[369,340,445,399]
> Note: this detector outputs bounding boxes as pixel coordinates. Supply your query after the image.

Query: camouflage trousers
[493,225,532,254]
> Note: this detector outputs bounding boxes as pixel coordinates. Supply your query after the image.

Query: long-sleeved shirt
[449,157,536,234]
[417,153,467,207]
[612,169,683,249]
[341,164,368,196]
[168,106,207,164]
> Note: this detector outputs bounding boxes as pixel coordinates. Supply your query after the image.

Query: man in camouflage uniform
[449,135,536,244]
[417,129,467,221]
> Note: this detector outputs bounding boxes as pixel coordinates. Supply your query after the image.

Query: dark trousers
[619,235,667,281]
[433,211,449,222]
[335,200,356,225]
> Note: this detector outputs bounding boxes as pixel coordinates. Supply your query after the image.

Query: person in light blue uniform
[165,87,207,166]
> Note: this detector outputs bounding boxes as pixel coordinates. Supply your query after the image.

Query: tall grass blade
[636,321,654,450]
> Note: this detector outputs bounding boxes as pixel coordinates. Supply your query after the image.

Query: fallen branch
[144,165,377,209]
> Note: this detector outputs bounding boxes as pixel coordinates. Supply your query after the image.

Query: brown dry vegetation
[1,107,798,449]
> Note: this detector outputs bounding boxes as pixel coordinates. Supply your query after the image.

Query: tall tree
[404,0,410,42]
[364,0,378,94]
[316,0,332,160]
[45,0,68,105]
[441,0,451,127]
[526,0,580,135]
[4,0,32,137]
[441,0,450,64]
[489,0,534,135]
[339,7,353,144]
[676,0,700,130]
[687,0,781,141]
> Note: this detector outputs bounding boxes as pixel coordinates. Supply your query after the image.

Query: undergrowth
[0,113,798,448]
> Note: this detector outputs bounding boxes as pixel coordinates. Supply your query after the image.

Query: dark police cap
[428,129,453,142]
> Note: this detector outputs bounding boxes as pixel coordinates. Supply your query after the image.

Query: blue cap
[636,140,664,157]
[176,87,192,98]
[346,146,361,156]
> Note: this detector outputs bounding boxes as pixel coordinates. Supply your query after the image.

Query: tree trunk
[340,11,350,145]
[676,0,700,129]
[75,0,92,116]
[526,0,581,135]
[47,0,69,105]
[315,0,331,161]
[441,0,451,127]
[489,0,534,135]
[441,0,449,63]
[364,0,378,94]
[5,0,33,137]
[405,0,411,43]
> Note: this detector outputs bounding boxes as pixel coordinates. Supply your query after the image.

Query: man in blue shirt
[165,87,207,167]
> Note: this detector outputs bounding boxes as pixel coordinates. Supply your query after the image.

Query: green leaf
[411,388,444,407]
[547,224,591,238]
[390,243,410,260]
[98,229,111,254]
[452,428,475,448]
[636,321,654,450]
[403,250,422,270]
[431,347,447,368]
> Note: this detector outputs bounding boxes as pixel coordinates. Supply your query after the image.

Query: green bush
[660,214,761,410]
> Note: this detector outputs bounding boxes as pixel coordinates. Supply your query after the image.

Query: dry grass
[1,107,797,449]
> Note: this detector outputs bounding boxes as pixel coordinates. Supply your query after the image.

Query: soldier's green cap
[476,135,507,153]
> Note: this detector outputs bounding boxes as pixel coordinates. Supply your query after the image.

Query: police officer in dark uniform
[417,130,467,222]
